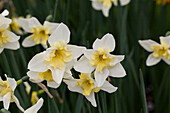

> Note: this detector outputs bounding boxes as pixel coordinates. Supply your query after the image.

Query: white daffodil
[27,23,85,88]
[74,33,126,87]
[18,17,59,48]
[0,75,24,112]
[0,10,20,54]
[24,98,44,113]
[23,82,31,95]
[139,35,170,66]
[8,17,23,35]
[64,73,117,107]
[91,0,130,17]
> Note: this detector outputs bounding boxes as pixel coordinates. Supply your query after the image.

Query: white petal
[93,33,115,51]
[22,35,37,47]
[85,92,97,107]
[83,49,95,60]
[110,55,125,66]
[24,98,44,113]
[43,21,59,33]
[51,68,64,84]
[92,1,103,10]
[0,48,4,53]
[109,63,126,77]
[8,78,17,91]
[74,56,95,73]
[146,54,161,66]
[27,71,43,83]
[0,15,11,29]
[160,36,170,46]
[63,72,74,79]
[3,41,20,50]
[1,10,9,16]
[28,51,48,72]
[4,30,20,42]
[18,18,31,32]
[94,68,109,87]
[48,23,70,46]
[162,57,170,65]
[102,6,111,17]
[63,79,83,94]
[13,96,24,112]
[28,17,42,28]
[65,59,76,73]
[101,81,118,93]
[47,81,60,88]
[67,45,86,59]
[3,92,11,110]
[119,0,130,6]
[138,40,160,52]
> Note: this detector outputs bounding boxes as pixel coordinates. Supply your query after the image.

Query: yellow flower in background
[74,33,126,87]
[91,0,130,17]
[139,35,170,66]
[0,10,20,54]
[18,17,59,48]
[64,73,117,107]
[156,0,170,5]
[0,75,24,112]
[31,91,39,105]
[27,23,85,88]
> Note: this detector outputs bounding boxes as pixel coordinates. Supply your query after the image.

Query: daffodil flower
[18,17,59,48]
[64,73,117,107]
[23,82,31,95]
[91,0,130,17]
[0,75,24,112]
[24,98,44,113]
[0,10,20,54]
[8,17,23,35]
[74,33,126,87]
[139,35,170,66]
[28,23,85,88]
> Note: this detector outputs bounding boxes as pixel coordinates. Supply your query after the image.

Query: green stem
[17,76,29,85]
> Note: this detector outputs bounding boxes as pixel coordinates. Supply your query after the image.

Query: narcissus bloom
[28,23,85,88]
[74,33,126,87]
[24,98,44,113]
[64,73,117,107]
[8,17,23,35]
[18,17,59,48]
[0,75,24,112]
[139,36,170,66]
[0,10,20,54]
[91,0,130,17]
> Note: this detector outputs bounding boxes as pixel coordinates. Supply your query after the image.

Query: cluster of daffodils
[91,0,130,17]
[0,10,20,54]
[0,75,44,113]
[27,21,126,106]
[139,35,170,66]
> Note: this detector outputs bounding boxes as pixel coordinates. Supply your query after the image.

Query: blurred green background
[0,0,170,113]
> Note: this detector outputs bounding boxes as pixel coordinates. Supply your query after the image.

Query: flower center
[0,28,10,47]
[151,43,170,59]
[38,69,54,82]
[98,0,115,7]
[90,47,114,73]
[45,40,73,70]
[9,18,21,33]
[0,80,14,102]
[30,26,50,45]
[76,73,100,96]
